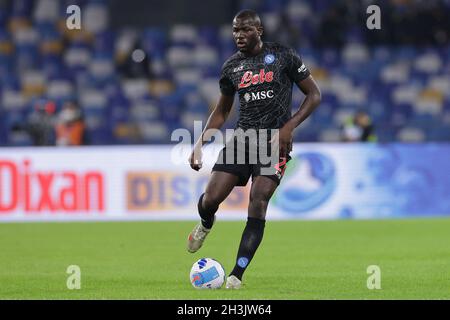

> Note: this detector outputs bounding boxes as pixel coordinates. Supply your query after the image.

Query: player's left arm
[272,48,321,156]
[278,75,321,155]
[287,75,321,130]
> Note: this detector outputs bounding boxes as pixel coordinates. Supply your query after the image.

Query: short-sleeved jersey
[219,42,310,130]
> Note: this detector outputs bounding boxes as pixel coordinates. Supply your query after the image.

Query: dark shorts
[211,137,291,186]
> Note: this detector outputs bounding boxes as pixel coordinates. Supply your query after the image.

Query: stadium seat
[0,0,448,145]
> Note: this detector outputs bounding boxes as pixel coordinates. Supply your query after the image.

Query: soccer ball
[190,258,226,289]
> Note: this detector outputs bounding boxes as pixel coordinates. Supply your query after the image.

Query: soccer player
[187,9,321,289]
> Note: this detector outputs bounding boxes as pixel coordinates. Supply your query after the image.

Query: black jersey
[219,42,311,130]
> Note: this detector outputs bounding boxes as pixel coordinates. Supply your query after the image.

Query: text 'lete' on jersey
[219,42,311,130]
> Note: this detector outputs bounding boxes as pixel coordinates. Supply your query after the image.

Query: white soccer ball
[190,258,226,289]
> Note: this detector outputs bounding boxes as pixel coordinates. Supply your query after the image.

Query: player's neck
[244,40,264,57]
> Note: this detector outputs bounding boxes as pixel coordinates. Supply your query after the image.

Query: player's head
[232,9,263,53]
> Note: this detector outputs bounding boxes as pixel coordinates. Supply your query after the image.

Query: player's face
[232,18,261,53]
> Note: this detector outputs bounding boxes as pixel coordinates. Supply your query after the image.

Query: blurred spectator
[25,100,57,146]
[317,6,347,48]
[117,40,152,79]
[55,101,85,146]
[270,11,302,48]
[341,110,377,142]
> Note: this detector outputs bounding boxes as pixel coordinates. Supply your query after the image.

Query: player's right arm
[189,94,234,171]
[189,58,236,171]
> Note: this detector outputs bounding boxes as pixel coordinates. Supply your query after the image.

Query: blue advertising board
[271,143,450,219]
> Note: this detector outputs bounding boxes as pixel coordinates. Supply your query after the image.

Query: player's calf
[198,193,218,229]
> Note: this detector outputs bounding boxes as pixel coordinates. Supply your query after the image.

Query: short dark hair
[233,9,261,27]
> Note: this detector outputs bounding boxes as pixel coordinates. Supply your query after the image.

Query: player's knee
[202,192,220,212]
[248,205,267,220]
[250,190,270,205]
[249,195,269,216]
[251,200,269,212]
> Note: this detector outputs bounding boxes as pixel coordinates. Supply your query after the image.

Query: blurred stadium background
[0,0,449,220]
[0,0,449,146]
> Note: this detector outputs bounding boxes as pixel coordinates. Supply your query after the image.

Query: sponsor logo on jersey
[243,90,274,102]
[298,64,307,73]
[238,69,274,89]
[233,65,244,73]
[264,54,275,64]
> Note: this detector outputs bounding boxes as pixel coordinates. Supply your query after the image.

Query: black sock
[198,193,217,229]
[230,217,266,281]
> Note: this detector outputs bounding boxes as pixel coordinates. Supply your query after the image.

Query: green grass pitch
[0,218,449,299]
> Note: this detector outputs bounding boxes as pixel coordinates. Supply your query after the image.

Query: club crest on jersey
[238,69,274,89]
[264,54,275,64]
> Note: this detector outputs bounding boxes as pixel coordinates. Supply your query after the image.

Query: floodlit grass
[0,218,449,299]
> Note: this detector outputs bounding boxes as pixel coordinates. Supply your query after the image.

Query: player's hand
[188,145,203,171]
[271,125,293,157]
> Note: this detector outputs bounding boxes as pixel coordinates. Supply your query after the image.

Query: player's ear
[258,26,264,37]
